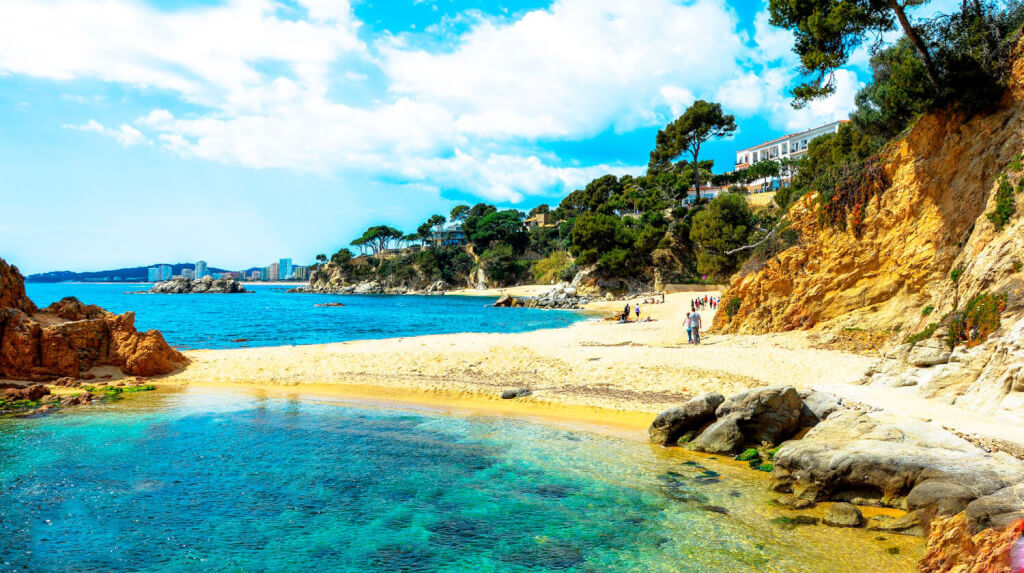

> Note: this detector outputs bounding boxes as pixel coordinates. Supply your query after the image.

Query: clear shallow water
[0,390,920,572]
[24,283,588,350]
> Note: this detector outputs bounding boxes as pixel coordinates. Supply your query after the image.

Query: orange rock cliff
[0,258,186,380]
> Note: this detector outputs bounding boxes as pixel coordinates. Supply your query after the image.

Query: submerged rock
[823,503,863,528]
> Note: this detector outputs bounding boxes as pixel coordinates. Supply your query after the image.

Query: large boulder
[798,389,842,427]
[683,386,804,454]
[965,483,1024,532]
[771,410,1024,509]
[648,392,725,446]
[907,339,952,367]
[686,415,744,453]
[906,479,977,516]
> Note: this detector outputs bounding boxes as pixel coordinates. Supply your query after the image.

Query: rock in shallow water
[823,502,863,528]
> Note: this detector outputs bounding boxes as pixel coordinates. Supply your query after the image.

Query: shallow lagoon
[0,390,921,572]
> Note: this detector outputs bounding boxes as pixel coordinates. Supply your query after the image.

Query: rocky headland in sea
[145,276,248,294]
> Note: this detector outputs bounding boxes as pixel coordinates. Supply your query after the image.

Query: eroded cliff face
[0,260,186,380]
[710,48,1024,425]
[715,52,1024,336]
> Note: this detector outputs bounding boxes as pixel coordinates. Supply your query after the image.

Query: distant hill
[27,263,230,283]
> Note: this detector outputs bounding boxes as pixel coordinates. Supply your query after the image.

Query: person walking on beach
[634,303,641,322]
[685,312,693,344]
[623,303,631,322]
[689,311,702,344]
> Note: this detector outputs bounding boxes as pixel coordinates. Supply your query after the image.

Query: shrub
[532,251,574,284]
[947,292,1007,348]
[921,305,934,317]
[951,265,965,284]
[726,297,742,319]
[904,322,940,345]
[987,175,1016,231]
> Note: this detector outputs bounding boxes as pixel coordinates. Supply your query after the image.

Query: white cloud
[63,120,149,147]
[2,0,864,202]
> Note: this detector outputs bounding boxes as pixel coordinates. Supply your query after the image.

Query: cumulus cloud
[62,120,149,147]
[4,0,863,202]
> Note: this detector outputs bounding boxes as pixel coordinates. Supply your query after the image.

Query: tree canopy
[649,100,736,201]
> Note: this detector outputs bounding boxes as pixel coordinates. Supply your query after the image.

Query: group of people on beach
[691,295,719,312]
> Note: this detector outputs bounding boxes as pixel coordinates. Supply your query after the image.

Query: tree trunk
[691,145,701,203]
[889,0,941,90]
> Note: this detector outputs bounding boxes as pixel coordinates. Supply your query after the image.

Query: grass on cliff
[987,174,1017,231]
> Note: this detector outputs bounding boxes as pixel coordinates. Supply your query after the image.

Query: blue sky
[0,0,955,274]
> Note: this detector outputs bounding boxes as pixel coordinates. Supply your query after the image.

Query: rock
[798,389,841,427]
[0,262,187,382]
[687,415,744,454]
[148,277,247,294]
[493,294,514,308]
[871,509,928,536]
[823,503,863,528]
[906,479,976,516]
[500,388,532,399]
[313,302,345,307]
[352,280,383,295]
[776,494,816,510]
[907,339,952,367]
[648,392,725,446]
[701,505,729,515]
[965,483,1024,532]
[919,512,1024,572]
[4,384,49,401]
[771,410,1024,509]
[715,386,804,444]
[0,259,37,314]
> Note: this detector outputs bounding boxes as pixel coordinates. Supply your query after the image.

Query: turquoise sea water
[24,283,588,350]
[0,390,920,572]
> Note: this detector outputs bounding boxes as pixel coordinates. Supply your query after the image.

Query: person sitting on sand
[689,311,702,344]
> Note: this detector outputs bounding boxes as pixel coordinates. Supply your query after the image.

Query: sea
[2,283,920,571]
[24,283,589,350]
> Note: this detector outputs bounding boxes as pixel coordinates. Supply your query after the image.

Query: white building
[735,120,846,169]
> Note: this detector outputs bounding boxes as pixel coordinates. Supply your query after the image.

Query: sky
[0,0,958,274]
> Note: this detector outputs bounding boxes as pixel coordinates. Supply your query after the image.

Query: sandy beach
[161,292,874,422]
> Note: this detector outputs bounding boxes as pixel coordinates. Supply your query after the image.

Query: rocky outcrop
[0,260,186,381]
[650,386,831,454]
[148,276,247,294]
[688,386,805,453]
[648,392,724,446]
[0,259,36,314]
[920,513,1024,572]
[492,282,598,310]
[770,410,1024,511]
